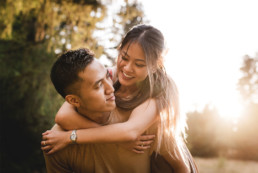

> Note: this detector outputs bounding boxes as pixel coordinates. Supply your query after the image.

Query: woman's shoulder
[140,98,156,106]
[133,98,158,115]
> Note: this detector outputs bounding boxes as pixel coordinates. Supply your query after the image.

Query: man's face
[77,59,116,115]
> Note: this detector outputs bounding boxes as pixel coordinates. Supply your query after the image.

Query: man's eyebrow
[93,78,102,86]
[93,70,109,87]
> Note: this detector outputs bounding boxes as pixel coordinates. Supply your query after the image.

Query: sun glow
[214,96,244,120]
[142,0,258,120]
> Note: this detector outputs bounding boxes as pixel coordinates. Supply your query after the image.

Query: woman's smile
[122,71,134,79]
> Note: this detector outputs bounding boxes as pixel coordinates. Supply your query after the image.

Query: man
[43,48,153,173]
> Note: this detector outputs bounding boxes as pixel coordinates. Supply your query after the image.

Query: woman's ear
[65,95,80,108]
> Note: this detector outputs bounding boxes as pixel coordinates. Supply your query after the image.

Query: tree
[0,0,146,172]
[238,53,258,104]
[234,53,258,160]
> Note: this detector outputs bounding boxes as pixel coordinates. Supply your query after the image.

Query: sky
[140,0,258,118]
[100,0,258,119]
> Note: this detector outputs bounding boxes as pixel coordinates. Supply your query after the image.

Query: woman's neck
[116,85,138,98]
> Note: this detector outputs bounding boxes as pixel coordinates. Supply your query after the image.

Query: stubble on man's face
[76,60,116,121]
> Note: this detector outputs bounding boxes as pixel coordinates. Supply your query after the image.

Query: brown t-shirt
[44,143,151,173]
[44,109,151,173]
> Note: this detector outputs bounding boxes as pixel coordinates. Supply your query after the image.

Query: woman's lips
[123,72,133,78]
[121,71,134,80]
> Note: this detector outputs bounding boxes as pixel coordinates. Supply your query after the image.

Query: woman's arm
[43,99,158,154]
[55,101,100,130]
[75,98,158,143]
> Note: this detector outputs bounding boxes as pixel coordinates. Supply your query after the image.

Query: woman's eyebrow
[122,51,129,57]
[122,51,145,62]
[135,59,145,62]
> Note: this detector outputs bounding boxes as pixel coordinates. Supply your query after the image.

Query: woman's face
[117,42,148,87]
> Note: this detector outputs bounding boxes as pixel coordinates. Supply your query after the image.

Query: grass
[194,157,258,173]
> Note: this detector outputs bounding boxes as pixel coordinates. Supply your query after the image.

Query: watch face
[70,130,77,142]
[71,134,76,141]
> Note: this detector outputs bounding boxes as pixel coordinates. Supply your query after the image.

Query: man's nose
[105,80,114,94]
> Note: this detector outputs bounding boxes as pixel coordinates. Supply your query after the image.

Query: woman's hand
[120,134,155,154]
[41,130,71,155]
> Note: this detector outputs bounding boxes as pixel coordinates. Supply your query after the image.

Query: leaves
[0,0,146,172]
[238,54,258,103]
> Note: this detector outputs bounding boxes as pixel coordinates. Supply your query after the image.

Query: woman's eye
[107,71,111,79]
[136,64,145,67]
[121,56,128,61]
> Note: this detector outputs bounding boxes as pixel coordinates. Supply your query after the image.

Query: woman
[42,24,197,172]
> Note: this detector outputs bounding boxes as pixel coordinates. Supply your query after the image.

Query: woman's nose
[123,62,133,72]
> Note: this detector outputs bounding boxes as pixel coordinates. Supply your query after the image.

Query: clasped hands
[41,130,155,155]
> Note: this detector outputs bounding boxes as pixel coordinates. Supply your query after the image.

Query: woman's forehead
[121,42,145,61]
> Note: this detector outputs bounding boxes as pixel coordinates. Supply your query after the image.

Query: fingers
[42,130,51,135]
[132,149,144,154]
[138,134,155,141]
[41,145,52,151]
[46,149,55,155]
[42,148,55,155]
[41,140,56,155]
[42,135,48,141]
[132,140,153,154]
[132,145,150,154]
[134,145,150,150]
[136,140,153,146]
[41,140,47,146]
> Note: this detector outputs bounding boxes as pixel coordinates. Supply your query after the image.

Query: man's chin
[109,104,116,111]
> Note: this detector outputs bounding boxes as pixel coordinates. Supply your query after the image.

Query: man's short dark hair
[51,48,94,98]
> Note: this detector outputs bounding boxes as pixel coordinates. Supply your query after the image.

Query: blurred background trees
[186,53,258,160]
[0,0,257,172]
[0,0,145,172]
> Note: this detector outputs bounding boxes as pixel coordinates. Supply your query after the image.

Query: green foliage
[0,40,60,172]
[0,0,145,172]
[101,0,146,64]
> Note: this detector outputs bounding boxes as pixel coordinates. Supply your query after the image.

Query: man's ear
[65,95,80,108]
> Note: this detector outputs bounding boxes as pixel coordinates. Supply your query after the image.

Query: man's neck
[77,108,110,125]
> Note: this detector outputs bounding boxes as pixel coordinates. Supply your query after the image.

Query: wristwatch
[70,130,77,144]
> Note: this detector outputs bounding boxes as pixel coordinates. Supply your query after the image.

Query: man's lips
[106,95,115,101]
